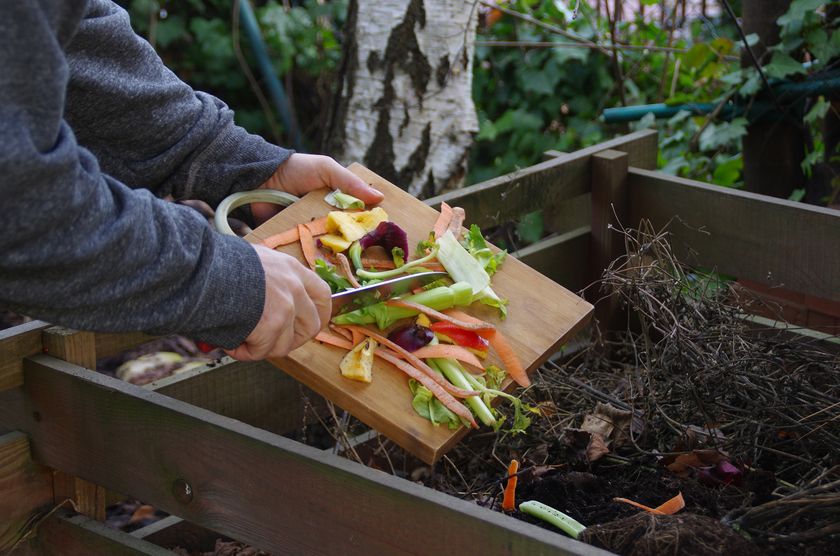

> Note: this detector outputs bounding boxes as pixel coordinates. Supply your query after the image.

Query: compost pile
[321,221,840,556]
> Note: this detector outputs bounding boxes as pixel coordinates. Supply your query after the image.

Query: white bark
[325,0,478,197]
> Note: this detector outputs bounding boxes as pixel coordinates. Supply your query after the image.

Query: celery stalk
[518,501,587,539]
[436,231,490,295]
[429,357,496,427]
[332,282,473,328]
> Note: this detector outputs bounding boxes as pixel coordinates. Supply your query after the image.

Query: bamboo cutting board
[245,164,593,463]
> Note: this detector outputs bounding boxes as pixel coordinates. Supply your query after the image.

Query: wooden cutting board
[245,164,593,463]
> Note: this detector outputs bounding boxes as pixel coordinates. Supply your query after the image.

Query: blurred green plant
[119,0,347,147]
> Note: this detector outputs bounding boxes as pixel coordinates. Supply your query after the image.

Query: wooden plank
[0,432,53,552]
[512,227,591,293]
[0,321,50,392]
[543,128,658,169]
[94,332,157,360]
[3,355,608,556]
[41,327,106,521]
[627,168,840,302]
[590,150,630,329]
[246,165,593,464]
[149,359,324,437]
[543,192,591,236]
[131,516,220,553]
[425,130,658,229]
[17,511,172,555]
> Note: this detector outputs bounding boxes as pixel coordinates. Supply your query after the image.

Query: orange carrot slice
[374,348,477,428]
[412,344,485,371]
[330,325,353,343]
[262,216,328,249]
[488,331,530,388]
[441,309,497,340]
[297,223,319,270]
[336,253,361,288]
[613,492,685,515]
[262,228,299,249]
[433,202,454,239]
[343,326,479,400]
[385,301,496,335]
[443,309,529,386]
[501,459,520,511]
[315,330,353,350]
[305,216,328,236]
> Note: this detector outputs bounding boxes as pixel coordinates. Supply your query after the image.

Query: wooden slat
[512,227,591,293]
[3,355,608,556]
[543,128,659,170]
[17,511,171,555]
[543,192,591,236]
[131,516,220,553]
[425,130,658,229]
[0,321,50,392]
[149,359,324,437]
[628,168,840,302]
[41,327,106,521]
[0,432,53,552]
[590,150,630,329]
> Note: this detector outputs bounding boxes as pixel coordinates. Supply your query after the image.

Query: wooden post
[0,432,53,552]
[741,0,804,198]
[590,150,630,331]
[41,327,107,521]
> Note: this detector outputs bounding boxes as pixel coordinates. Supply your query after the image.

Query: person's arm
[0,2,267,348]
[63,0,290,206]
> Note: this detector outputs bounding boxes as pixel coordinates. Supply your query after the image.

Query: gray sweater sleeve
[0,1,272,348]
[64,0,293,205]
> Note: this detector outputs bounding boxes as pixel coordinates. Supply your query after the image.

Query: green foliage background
[120,1,838,201]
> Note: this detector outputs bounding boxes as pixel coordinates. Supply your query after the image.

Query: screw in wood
[172,478,194,504]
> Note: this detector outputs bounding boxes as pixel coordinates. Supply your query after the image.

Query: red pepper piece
[430,322,490,356]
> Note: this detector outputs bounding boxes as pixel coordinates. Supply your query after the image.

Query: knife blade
[330,271,448,316]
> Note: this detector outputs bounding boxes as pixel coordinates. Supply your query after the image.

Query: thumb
[225,344,258,361]
[328,163,384,205]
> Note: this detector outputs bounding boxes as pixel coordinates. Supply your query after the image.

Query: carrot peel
[502,459,520,511]
[613,492,685,515]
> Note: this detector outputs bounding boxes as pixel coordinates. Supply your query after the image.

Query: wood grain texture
[0,321,50,392]
[17,511,171,555]
[628,168,840,302]
[590,150,630,329]
[40,327,106,521]
[424,129,657,229]
[246,164,593,463]
[149,359,324,437]
[512,227,592,294]
[4,356,607,556]
[0,432,53,552]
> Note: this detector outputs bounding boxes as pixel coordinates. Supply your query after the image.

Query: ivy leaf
[699,118,748,152]
[764,51,806,79]
[516,210,543,244]
[739,68,762,96]
[712,155,742,187]
[777,0,827,27]
[805,96,830,125]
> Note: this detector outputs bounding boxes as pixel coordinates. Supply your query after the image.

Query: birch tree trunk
[323,0,479,197]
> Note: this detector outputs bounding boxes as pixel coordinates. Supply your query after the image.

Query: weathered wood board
[246,164,593,463]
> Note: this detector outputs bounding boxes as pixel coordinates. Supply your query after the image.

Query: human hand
[225,245,331,361]
[252,153,384,225]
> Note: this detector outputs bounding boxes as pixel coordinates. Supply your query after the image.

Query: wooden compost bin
[2,130,838,555]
